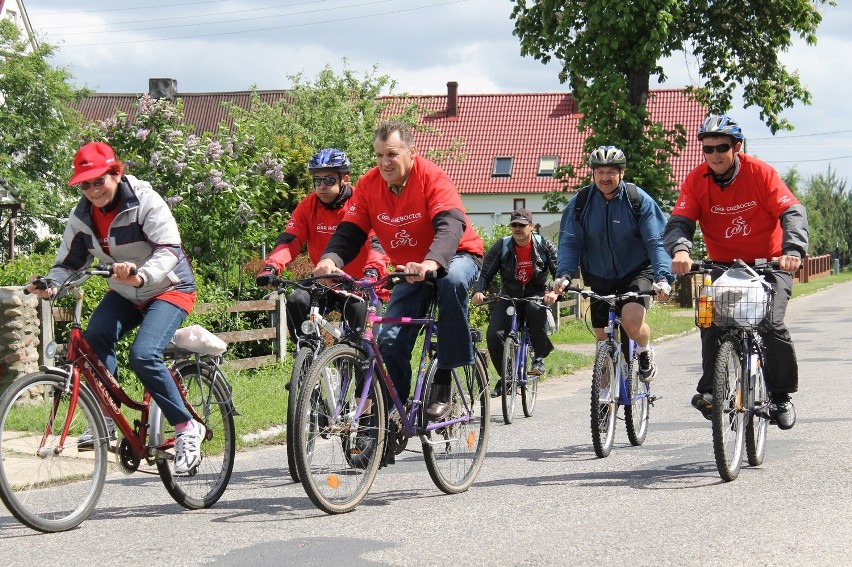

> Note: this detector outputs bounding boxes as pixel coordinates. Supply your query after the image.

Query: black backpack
[574,182,641,224]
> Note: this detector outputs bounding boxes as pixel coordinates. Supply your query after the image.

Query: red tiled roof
[72,85,705,195]
[385,89,705,195]
[72,91,289,135]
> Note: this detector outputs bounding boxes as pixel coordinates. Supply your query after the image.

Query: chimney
[447,81,458,118]
[148,78,177,101]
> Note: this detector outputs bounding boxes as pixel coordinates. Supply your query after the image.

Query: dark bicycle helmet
[307,148,351,173]
[697,114,744,142]
[588,146,627,169]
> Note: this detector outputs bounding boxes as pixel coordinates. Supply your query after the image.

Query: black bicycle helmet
[697,114,744,142]
[307,148,351,173]
[588,146,627,169]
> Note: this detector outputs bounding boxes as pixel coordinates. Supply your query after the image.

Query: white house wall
[463,193,563,240]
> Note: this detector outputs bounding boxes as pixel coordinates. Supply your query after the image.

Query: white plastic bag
[170,324,227,355]
[710,265,770,327]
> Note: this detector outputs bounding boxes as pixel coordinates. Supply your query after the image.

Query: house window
[513,199,526,211]
[492,157,513,177]
[537,156,559,177]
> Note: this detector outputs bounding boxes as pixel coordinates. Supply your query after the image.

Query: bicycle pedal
[649,395,659,406]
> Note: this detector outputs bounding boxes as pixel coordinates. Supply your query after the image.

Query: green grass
[221,270,852,445]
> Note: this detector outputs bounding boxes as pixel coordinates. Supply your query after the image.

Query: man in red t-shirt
[664,114,809,430]
[471,209,558,396]
[314,121,484,421]
[256,148,389,341]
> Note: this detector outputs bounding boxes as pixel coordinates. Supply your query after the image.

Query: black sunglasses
[312,175,339,187]
[510,223,528,228]
[79,174,111,191]
[702,143,732,155]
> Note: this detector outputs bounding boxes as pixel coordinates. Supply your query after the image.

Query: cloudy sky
[20,0,852,181]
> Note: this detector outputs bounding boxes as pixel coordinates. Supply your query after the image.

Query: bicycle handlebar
[480,293,547,307]
[24,265,137,295]
[685,258,781,276]
[563,287,656,303]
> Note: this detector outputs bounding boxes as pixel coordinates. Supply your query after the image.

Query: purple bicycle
[292,272,490,514]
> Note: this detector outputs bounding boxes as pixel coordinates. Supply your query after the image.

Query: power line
[750,129,852,141]
[50,0,469,46]
[772,155,852,163]
[32,0,232,16]
[34,0,338,30]
[40,0,394,36]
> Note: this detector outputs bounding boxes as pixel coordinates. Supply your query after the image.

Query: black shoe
[491,382,504,398]
[638,348,657,383]
[691,392,712,420]
[770,399,796,430]
[530,357,546,376]
[425,383,451,420]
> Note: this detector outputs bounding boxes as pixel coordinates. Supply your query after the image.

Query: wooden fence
[41,295,288,372]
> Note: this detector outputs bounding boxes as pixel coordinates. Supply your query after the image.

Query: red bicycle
[0,266,237,532]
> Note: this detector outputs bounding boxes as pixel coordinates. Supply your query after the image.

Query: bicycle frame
[323,275,475,440]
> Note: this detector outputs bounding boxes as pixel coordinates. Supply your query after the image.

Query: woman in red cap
[27,141,204,474]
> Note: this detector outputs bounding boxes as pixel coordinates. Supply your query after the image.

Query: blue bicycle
[566,287,656,458]
[483,294,544,424]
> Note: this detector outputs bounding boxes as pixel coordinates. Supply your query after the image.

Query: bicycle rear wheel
[422,355,490,494]
[0,372,108,532]
[294,344,385,514]
[712,337,745,481]
[746,354,769,466]
[591,342,617,458]
[287,346,315,483]
[500,336,519,424]
[521,338,538,418]
[157,364,236,508]
[624,351,650,446]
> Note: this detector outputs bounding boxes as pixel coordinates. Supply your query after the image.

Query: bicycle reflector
[301,320,318,335]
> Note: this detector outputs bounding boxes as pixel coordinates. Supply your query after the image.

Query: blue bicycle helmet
[698,114,744,142]
[588,146,627,169]
[308,148,351,173]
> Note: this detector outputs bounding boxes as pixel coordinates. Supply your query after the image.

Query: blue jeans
[378,253,480,400]
[84,291,191,425]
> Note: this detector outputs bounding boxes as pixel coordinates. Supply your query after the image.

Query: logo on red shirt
[389,229,417,249]
[377,212,423,227]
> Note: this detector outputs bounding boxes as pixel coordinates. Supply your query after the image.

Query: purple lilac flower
[165,195,184,209]
[135,128,151,141]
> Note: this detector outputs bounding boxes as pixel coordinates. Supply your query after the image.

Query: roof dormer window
[537,155,559,177]
[492,157,513,178]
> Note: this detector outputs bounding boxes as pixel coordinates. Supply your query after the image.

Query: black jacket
[473,235,558,298]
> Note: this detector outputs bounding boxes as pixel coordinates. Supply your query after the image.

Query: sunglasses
[312,175,339,187]
[702,143,732,154]
[510,223,529,228]
[79,174,111,191]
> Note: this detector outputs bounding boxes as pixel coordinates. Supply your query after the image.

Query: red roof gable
[385,88,705,195]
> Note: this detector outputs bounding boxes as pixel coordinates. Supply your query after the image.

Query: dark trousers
[697,270,798,396]
[285,288,368,343]
[486,298,554,378]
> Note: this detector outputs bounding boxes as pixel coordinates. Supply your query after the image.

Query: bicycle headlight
[505,306,516,316]
[301,320,317,335]
[45,340,58,359]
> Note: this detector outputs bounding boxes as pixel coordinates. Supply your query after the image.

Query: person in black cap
[472,208,559,397]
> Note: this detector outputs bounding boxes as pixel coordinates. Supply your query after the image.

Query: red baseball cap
[68,142,117,186]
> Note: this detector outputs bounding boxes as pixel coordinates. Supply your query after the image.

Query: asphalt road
[1,282,851,566]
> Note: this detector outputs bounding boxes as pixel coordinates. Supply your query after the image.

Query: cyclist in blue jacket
[553,146,674,384]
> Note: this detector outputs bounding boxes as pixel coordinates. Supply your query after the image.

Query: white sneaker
[78,416,116,450]
[174,420,206,474]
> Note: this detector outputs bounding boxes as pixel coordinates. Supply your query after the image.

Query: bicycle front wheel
[0,372,108,533]
[500,336,519,424]
[624,350,650,446]
[521,338,538,418]
[591,342,617,458]
[294,344,385,514]
[157,364,236,509]
[422,356,490,494]
[712,337,745,481]
[746,354,769,466]
[287,346,315,483]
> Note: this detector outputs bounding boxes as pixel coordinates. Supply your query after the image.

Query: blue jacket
[557,182,674,285]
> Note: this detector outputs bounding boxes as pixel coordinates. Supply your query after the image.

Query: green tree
[0,20,90,257]
[510,0,837,209]
[798,168,851,258]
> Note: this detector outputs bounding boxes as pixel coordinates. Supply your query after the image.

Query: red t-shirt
[673,153,800,263]
[91,206,119,255]
[266,189,387,277]
[514,241,533,285]
[344,156,483,265]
